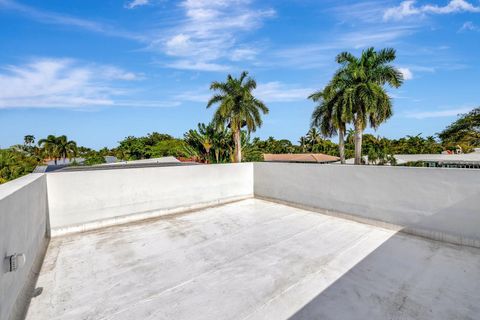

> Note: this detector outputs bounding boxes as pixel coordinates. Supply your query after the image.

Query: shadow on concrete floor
[289,232,480,320]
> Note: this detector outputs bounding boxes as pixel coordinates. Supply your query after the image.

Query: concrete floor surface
[26,199,480,320]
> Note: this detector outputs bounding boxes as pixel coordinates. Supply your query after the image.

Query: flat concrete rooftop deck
[26,199,480,320]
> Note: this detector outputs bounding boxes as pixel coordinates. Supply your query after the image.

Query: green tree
[148,139,195,158]
[309,81,352,163]
[306,128,321,148]
[298,137,308,152]
[84,153,106,166]
[0,148,39,184]
[24,135,35,146]
[184,123,232,163]
[332,47,403,164]
[38,135,60,164]
[207,71,269,163]
[56,135,77,163]
[116,136,147,160]
[438,107,480,149]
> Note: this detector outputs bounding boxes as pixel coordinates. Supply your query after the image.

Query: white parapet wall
[254,162,480,247]
[46,163,254,235]
[0,174,49,320]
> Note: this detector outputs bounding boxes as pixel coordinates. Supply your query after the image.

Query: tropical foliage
[185,122,232,163]
[38,135,77,165]
[114,132,175,160]
[0,148,39,184]
[310,47,403,164]
[207,71,268,162]
[148,139,194,159]
[438,106,480,151]
[2,65,479,185]
[83,153,107,166]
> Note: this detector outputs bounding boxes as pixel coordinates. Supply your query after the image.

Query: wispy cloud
[398,67,413,80]
[459,21,480,32]
[0,0,145,41]
[405,106,474,119]
[329,1,392,23]
[338,26,415,48]
[269,25,415,69]
[384,0,480,21]
[0,58,144,108]
[254,82,313,103]
[174,81,313,104]
[148,0,275,71]
[165,60,231,72]
[125,0,150,9]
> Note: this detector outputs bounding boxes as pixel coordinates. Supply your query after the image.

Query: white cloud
[405,107,474,119]
[398,67,413,80]
[254,82,314,103]
[174,81,313,104]
[100,66,144,81]
[165,60,230,72]
[155,0,275,71]
[384,0,480,21]
[231,48,258,61]
[0,58,141,108]
[330,1,390,23]
[0,0,144,41]
[269,26,414,69]
[175,90,211,103]
[459,21,480,31]
[125,0,149,9]
[339,26,415,48]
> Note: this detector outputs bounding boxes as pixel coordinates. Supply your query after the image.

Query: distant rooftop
[346,149,480,167]
[36,156,199,173]
[263,153,340,163]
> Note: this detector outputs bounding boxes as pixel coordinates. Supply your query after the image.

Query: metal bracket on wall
[5,253,26,272]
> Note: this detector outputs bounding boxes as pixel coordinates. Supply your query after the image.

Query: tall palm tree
[56,135,77,163]
[38,135,60,164]
[306,128,321,147]
[38,135,77,165]
[298,136,308,152]
[333,47,403,164]
[309,82,352,164]
[207,71,269,163]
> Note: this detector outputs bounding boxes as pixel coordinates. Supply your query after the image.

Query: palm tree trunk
[354,120,363,165]
[233,130,242,163]
[205,149,210,164]
[338,129,345,164]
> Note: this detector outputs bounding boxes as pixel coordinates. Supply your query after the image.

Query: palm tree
[24,135,35,146]
[306,128,321,147]
[38,135,77,164]
[207,71,269,163]
[298,136,308,152]
[56,135,77,163]
[333,47,403,164]
[211,126,231,163]
[309,82,352,164]
[38,135,60,164]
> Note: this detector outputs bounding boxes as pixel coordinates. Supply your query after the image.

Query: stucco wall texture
[254,162,480,247]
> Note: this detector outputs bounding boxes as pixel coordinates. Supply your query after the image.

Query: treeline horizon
[0,104,478,184]
[1,46,479,183]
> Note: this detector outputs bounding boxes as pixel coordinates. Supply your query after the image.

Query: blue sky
[0,0,479,149]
